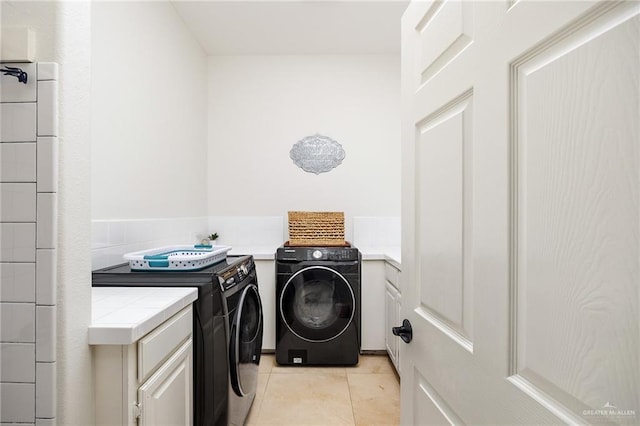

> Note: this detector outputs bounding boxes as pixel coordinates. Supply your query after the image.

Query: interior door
[400,1,639,424]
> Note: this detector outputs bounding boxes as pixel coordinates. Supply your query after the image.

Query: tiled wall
[208,216,284,248]
[0,62,59,425]
[90,216,401,270]
[353,216,401,248]
[91,216,284,270]
[91,217,209,270]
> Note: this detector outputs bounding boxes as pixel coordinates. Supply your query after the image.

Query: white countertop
[229,246,278,260]
[89,287,198,345]
[358,246,401,268]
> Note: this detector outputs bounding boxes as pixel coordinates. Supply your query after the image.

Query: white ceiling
[170,1,409,55]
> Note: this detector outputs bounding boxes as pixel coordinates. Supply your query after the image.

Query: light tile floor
[246,354,400,425]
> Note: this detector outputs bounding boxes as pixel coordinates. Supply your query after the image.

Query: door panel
[401,0,639,424]
[414,370,465,425]
[511,3,639,418]
[417,0,473,85]
[418,91,474,344]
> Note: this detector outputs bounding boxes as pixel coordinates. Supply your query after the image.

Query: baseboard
[360,349,388,355]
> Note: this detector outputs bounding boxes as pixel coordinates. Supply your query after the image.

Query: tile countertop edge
[358,246,401,268]
[88,287,198,346]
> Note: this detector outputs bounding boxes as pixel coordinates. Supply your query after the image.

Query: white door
[138,339,193,426]
[400,1,639,424]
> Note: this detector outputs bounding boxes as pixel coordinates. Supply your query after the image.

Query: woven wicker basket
[287,211,345,246]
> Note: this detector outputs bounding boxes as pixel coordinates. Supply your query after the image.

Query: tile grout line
[255,367,271,421]
[250,356,274,425]
[346,370,358,426]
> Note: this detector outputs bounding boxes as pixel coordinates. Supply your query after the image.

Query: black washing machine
[215,256,264,426]
[93,259,231,426]
[275,246,361,365]
[92,255,263,426]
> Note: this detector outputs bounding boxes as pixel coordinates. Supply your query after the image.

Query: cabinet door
[384,282,399,368]
[138,339,193,426]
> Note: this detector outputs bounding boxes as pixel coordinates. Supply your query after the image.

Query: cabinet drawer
[138,306,192,382]
[384,262,401,289]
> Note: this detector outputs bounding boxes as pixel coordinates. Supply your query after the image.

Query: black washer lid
[91,258,236,289]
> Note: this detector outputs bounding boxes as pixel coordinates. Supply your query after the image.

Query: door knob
[392,319,412,343]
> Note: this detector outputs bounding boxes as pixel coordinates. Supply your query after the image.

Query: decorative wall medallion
[290,134,346,174]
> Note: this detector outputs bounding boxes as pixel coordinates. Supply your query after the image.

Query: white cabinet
[361,260,386,351]
[255,259,276,351]
[95,306,193,426]
[384,262,401,373]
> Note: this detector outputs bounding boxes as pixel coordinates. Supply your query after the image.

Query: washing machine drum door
[230,284,263,397]
[280,266,356,343]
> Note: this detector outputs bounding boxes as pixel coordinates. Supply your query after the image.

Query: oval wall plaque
[290,134,346,175]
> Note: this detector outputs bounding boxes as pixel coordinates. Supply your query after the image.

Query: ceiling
[170,1,409,55]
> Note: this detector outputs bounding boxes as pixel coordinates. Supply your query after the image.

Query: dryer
[275,246,361,365]
[215,255,263,426]
[93,259,232,426]
[93,255,263,426]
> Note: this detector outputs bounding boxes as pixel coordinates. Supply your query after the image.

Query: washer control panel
[217,256,254,291]
[276,247,359,262]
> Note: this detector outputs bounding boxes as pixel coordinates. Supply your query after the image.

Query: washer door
[279,266,355,343]
[229,283,263,397]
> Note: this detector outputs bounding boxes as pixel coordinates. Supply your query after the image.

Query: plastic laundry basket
[123,244,232,271]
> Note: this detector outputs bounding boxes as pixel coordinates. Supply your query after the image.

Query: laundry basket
[287,211,346,246]
[123,245,231,271]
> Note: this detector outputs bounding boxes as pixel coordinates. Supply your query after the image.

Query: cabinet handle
[392,319,412,343]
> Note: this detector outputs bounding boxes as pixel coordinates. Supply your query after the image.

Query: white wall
[207,55,401,225]
[91,1,208,220]
[2,0,209,422]
[1,1,93,424]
